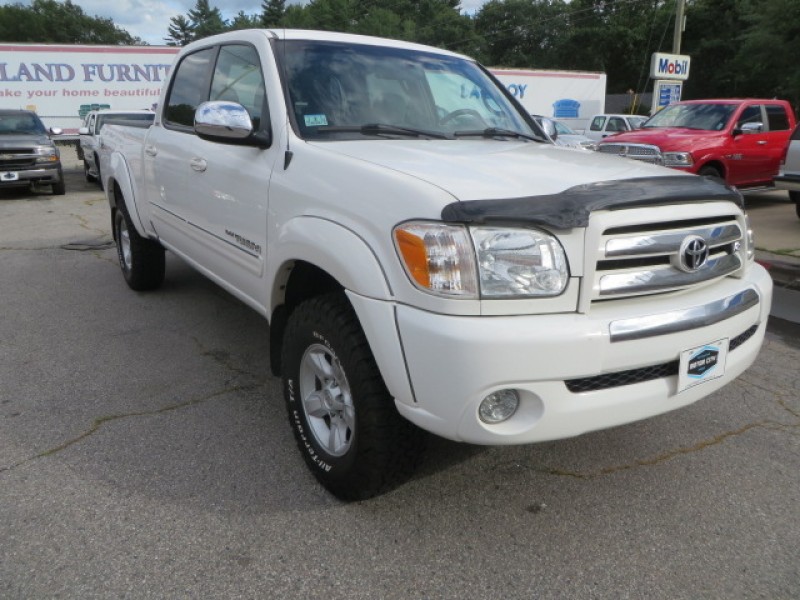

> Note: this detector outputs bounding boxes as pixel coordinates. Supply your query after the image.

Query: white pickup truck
[102,29,773,500]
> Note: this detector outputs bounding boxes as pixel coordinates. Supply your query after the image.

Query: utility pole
[672,0,686,54]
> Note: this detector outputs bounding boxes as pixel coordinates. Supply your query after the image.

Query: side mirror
[78,127,89,135]
[735,122,764,135]
[49,127,63,136]
[194,101,270,148]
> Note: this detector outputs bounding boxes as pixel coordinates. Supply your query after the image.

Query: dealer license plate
[0,171,19,182]
[678,338,728,393]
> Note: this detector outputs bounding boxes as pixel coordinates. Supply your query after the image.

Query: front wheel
[281,292,425,501]
[698,165,723,181]
[114,206,165,291]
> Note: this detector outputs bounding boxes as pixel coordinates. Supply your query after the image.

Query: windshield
[643,103,736,131]
[277,40,536,140]
[0,112,47,136]
[554,121,577,135]
[628,116,647,129]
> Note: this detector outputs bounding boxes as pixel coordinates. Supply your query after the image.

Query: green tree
[165,14,194,46]
[0,0,141,44]
[261,0,287,27]
[187,0,227,40]
[229,11,261,30]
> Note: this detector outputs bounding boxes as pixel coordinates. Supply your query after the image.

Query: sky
[1,0,486,45]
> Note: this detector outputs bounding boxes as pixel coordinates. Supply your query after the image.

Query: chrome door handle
[144,145,158,156]
[190,157,208,172]
[756,141,768,145]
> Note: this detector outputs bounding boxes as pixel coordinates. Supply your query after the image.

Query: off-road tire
[114,205,165,291]
[281,292,426,501]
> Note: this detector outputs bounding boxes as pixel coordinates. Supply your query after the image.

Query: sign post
[649,52,691,114]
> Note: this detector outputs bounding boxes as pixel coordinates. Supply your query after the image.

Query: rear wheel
[114,205,165,291]
[94,154,103,189]
[281,292,426,501]
[84,160,96,182]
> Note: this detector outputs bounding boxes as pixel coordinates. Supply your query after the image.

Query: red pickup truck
[596,99,797,188]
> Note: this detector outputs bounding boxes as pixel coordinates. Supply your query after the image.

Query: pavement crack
[191,336,265,382]
[509,418,800,481]
[0,384,260,475]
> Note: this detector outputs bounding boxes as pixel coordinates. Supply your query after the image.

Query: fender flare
[267,216,393,313]
[267,217,416,405]
[107,152,150,239]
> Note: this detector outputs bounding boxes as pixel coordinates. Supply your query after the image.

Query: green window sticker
[304,114,328,127]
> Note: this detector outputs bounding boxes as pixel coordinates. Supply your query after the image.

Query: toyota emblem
[678,235,709,272]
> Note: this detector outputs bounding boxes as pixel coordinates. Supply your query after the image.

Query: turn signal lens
[394,222,478,297]
[744,214,755,261]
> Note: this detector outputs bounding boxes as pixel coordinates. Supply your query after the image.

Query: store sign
[650,53,691,81]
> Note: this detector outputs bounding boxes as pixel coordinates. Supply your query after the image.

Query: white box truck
[490,68,606,133]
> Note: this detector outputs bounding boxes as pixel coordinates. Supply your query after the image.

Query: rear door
[728,103,769,186]
[762,103,794,179]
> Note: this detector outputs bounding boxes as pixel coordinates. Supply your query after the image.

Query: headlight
[663,151,694,167]
[34,147,58,164]
[471,227,569,297]
[393,222,569,298]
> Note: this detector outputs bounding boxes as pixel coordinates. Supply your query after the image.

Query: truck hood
[0,134,53,148]
[314,139,677,201]
[600,127,726,151]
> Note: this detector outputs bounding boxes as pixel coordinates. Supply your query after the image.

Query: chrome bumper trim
[609,288,760,342]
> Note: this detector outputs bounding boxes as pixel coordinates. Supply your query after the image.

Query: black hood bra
[441,176,743,230]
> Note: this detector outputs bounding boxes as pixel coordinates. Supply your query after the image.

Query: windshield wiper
[453,127,544,142]
[317,123,448,139]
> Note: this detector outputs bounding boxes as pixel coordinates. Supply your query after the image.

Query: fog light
[479,389,520,424]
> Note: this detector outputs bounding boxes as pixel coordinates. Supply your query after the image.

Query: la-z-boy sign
[650,52,691,81]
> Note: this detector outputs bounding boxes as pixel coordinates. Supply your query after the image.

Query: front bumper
[392,264,772,444]
[0,165,62,187]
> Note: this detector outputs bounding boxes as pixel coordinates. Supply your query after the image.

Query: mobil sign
[650,52,691,81]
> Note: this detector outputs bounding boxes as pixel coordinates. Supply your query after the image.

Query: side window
[765,105,790,131]
[590,116,605,131]
[210,44,267,131]
[736,105,763,129]
[607,117,625,132]
[164,47,216,129]
[87,114,96,133]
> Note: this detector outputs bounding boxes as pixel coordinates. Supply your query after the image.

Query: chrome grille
[590,216,744,300]
[0,150,37,169]
[597,143,663,164]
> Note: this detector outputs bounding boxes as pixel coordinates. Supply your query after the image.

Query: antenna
[281,27,293,170]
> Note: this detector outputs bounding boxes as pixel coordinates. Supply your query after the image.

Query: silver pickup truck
[78,109,154,186]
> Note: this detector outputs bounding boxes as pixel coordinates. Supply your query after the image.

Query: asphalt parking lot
[1,150,799,599]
